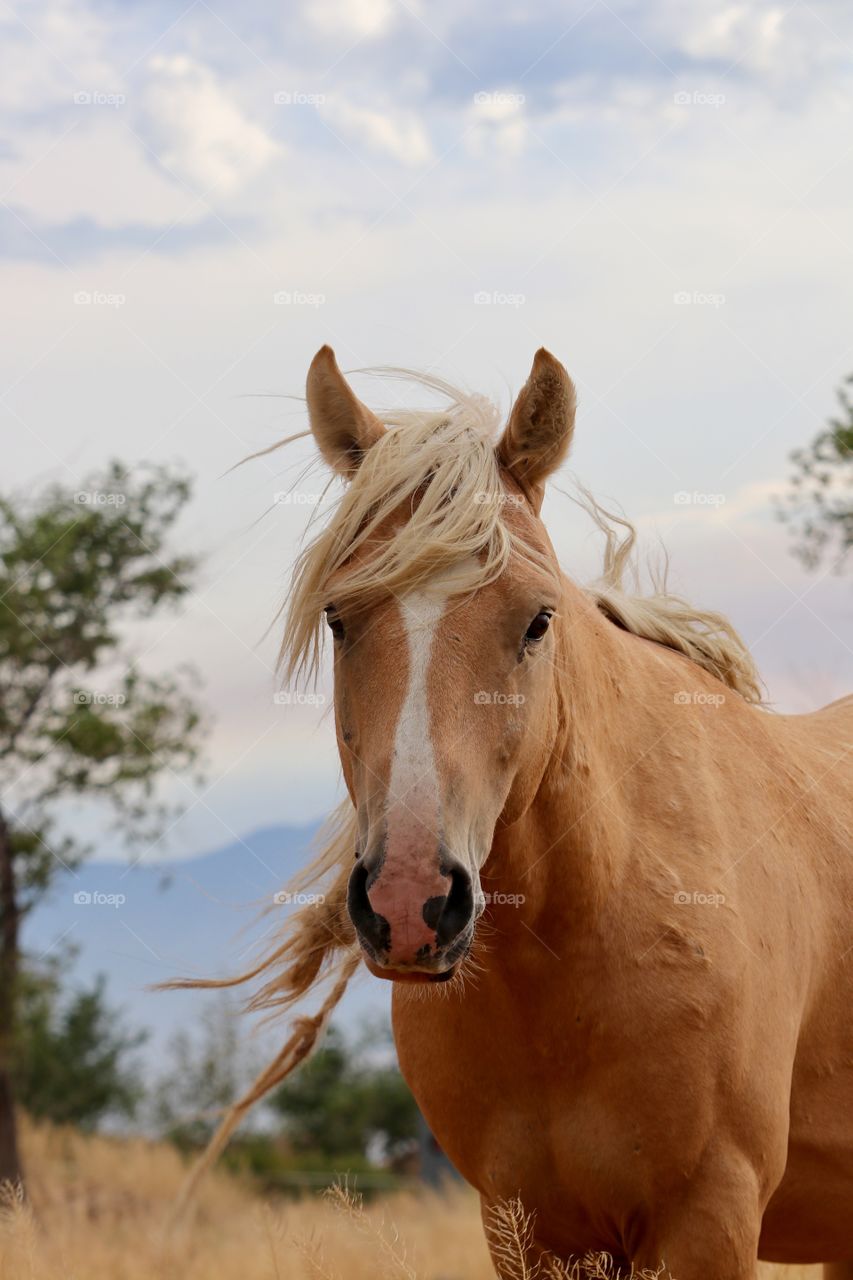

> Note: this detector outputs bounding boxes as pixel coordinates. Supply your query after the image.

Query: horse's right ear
[306,346,386,476]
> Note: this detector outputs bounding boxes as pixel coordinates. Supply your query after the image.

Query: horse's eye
[524,611,553,644]
[325,608,345,641]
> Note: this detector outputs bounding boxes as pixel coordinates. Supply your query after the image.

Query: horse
[193,345,853,1277]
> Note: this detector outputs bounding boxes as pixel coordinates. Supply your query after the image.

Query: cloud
[306,0,397,39]
[0,0,115,116]
[0,204,236,263]
[140,55,281,193]
[467,89,527,156]
[324,100,433,166]
[652,0,853,87]
[678,4,786,66]
[0,117,209,231]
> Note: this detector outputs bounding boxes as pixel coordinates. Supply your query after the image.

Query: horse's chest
[393,990,629,1252]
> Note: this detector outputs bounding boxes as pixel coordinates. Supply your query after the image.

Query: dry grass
[0,1120,823,1280]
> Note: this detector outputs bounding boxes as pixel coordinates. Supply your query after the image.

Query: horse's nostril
[434,863,474,948]
[347,859,390,955]
[422,894,449,931]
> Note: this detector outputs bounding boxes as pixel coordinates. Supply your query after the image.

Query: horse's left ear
[496,348,577,509]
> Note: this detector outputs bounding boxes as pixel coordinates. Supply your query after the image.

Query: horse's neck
[493,585,705,919]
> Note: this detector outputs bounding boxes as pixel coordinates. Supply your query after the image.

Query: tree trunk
[0,808,23,1189]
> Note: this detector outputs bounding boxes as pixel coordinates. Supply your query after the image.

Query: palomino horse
[205,346,853,1277]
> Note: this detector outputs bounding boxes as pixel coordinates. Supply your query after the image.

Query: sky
[3,0,853,863]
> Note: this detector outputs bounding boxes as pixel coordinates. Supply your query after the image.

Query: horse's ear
[306,346,385,476]
[496,348,576,508]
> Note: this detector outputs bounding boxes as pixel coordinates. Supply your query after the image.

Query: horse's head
[294,346,576,982]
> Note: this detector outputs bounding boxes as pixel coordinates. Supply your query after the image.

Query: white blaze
[387,592,445,844]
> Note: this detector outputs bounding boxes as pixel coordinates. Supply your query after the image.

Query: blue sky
[3,0,853,861]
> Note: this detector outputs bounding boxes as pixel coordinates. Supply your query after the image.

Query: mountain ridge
[24,823,386,1057]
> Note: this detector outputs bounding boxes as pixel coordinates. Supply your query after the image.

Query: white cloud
[0,0,114,115]
[324,100,433,166]
[307,0,397,39]
[655,0,853,86]
[637,479,788,535]
[140,55,280,193]
[0,120,206,230]
[467,90,528,157]
[678,4,786,67]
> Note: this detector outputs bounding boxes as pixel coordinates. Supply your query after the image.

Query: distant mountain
[24,825,388,1061]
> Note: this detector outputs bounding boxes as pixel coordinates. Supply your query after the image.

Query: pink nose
[367,862,450,965]
[348,849,476,970]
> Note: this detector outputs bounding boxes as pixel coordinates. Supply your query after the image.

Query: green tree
[13,957,144,1127]
[270,1023,419,1163]
[0,461,205,1187]
[151,997,254,1150]
[781,374,853,570]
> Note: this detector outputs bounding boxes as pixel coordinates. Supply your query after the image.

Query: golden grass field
[0,1119,824,1280]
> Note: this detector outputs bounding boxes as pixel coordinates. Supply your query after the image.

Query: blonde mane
[169,369,763,1205]
[280,372,515,685]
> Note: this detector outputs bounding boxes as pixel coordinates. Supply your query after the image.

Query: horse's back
[773,692,853,802]
[792,690,853,734]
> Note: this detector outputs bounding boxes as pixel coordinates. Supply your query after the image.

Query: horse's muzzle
[347,847,475,979]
